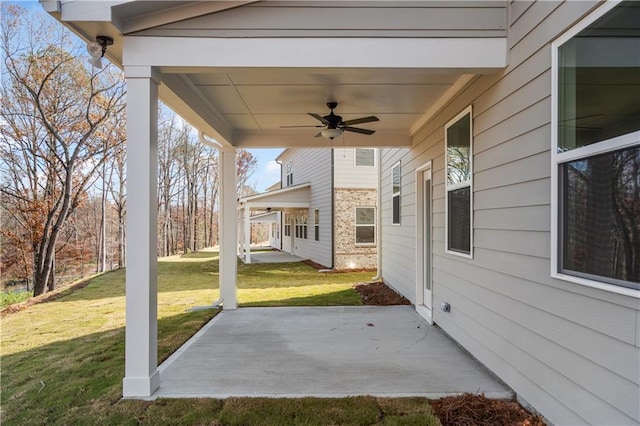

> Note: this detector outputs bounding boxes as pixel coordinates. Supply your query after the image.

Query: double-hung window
[284,213,291,237]
[552,1,639,291]
[445,106,473,257]
[286,161,293,186]
[314,209,320,241]
[355,207,376,245]
[355,148,375,167]
[392,162,401,225]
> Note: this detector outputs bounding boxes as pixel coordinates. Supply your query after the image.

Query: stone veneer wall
[333,188,377,270]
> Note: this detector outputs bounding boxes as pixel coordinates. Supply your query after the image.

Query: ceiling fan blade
[343,126,375,135]
[342,116,379,126]
[308,113,331,125]
[280,125,324,128]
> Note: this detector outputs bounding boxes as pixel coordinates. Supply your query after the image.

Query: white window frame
[444,105,473,259]
[354,148,376,167]
[550,0,640,298]
[355,207,376,246]
[286,161,293,186]
[391,161,401,225]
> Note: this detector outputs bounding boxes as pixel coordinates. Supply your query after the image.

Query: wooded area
[0,4,259,296]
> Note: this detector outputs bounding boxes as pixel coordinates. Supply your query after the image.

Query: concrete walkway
[154,306,512,399]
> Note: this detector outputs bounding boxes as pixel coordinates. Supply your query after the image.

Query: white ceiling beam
[233,130,411,148]
[159,74,234,147]
[123,37,507,70]
[410,74,477,136]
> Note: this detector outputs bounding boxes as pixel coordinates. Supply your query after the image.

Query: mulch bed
[430,393,546,426]
[353,281,411,306]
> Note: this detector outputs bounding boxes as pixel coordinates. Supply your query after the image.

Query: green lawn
[0,250,439,425]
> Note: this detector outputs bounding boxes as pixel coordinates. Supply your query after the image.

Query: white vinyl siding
[381,2,639,424]
[333,148,378,189]
[278,149,332,267]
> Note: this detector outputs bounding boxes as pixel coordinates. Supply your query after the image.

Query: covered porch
[44,0,508,399]
[238,183,311,264]
[154,306,512,399]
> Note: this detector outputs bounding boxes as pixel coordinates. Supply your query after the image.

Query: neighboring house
[238,147,378,269]
[45,1,639,424]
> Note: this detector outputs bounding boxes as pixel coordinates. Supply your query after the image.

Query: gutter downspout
[190,131,224,310]
[372,148,382,281]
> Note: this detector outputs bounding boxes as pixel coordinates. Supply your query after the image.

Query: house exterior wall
[380,1,640,425]
[334,188,377,270]
[278,149,333,267]
[333,148,378,189]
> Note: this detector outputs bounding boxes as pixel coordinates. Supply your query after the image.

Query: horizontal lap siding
[280,149,332,267]
[333,148,377,189]
[382,1,639,424]
[380,148,416,300]
[136,2,507,38]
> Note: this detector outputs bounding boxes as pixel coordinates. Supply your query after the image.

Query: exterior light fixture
[321,128,343,140]
[87,36,113,69]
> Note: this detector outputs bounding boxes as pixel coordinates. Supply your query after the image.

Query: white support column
[244,206,251,264]
[219,146,238,310]
[123,66,160,398]
[238,207,245,257]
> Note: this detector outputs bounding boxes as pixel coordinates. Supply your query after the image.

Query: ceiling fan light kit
[282,102,379,140]
[86,35,113,69]
[321,128,343,140]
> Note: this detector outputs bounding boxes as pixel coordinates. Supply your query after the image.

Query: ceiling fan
[281,102,379,139]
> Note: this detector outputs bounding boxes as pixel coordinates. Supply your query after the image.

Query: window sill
[445,249,472,259]
[552,272,640,299]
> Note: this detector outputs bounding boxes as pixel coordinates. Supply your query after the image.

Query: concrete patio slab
[154,306,512,399]
[240,251,305,264]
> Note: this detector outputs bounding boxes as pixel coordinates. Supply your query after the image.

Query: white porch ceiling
[179,67,459,133]
[49,0,508,149]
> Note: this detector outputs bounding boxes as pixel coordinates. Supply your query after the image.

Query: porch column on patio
[123,66,160,397]
[244,206,251,263]
[238,206,245,257]
[220,146,238,309]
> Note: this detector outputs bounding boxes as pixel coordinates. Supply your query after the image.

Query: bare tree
[0,5,126,295]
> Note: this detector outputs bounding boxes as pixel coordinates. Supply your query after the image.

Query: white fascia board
[234,130,411,148]
[275,149,290,162]
[239,183,311,203]
[123,37,507,69]
[60,1,130,22]
[245,202,309,209]
[40,1,60,13]
[249,211,279,221]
